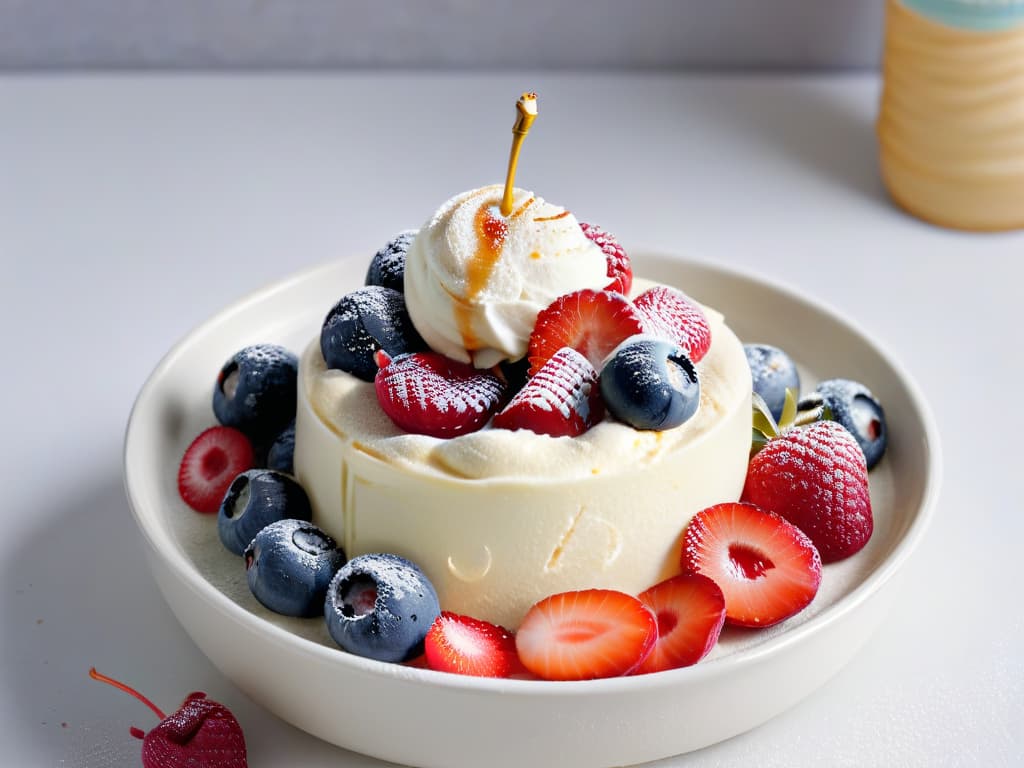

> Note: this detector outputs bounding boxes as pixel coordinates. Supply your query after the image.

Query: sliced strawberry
[177,426,255,514]
[374,351,507,438]
[742,420,873,562]
[633,285,712,363]
[492,347,604,437]
[424,612,520,678]
[527,289,644,376]
[632,574,726,674]
[515,589,657,681]
[579,221,632,294]
[681,502,821,628]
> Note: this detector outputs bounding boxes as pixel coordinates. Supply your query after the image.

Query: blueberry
[266,421,295,474]
[599,337,700,431]
[218,469,312,556]
[244,519,346,618]
[744,344,800,422]
[213,344,298,440]
[320,286,425,382]
[325,553,440,663]
[365,230,417,293]
[805,378,887,469]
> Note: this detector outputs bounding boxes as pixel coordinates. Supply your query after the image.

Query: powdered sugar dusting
[492,347,603,436]
[634,285,712,363]
[376,352,506,438]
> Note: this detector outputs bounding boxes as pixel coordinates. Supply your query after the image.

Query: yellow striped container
[878,0,1024,231]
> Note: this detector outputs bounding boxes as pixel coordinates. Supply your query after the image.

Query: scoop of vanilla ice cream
[404,185,609,368]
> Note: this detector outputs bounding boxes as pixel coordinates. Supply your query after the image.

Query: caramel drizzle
[533,210,570,222]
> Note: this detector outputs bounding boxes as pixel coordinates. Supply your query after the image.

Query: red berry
[90,668,248,768]
[580,221,632,294]
[375,351,507,438]
[632,574,726,674]
[515,589,657,681]
[492,347,604,437]
[527,289,644,376]
[742,420,873,562]
[681,502,822,628]
[633,285,712,363]
[177,427,255,514]
[424,612,520,678]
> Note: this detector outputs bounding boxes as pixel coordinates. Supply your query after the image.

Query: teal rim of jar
[902,0,1024,30]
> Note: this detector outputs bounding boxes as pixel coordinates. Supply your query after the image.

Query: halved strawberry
[580,221,632,294]
[527,289,644,376]
[424,612,520,678]
[177,426,255,514]
[632,574,726,674]
[515,589,657,681]
[492,347,604,437]
[374,351,507,438]
[633,285,712,363]
[681,502,821,628]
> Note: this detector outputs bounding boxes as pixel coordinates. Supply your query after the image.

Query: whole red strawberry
[743,419,872,563]
[90,668,248,768]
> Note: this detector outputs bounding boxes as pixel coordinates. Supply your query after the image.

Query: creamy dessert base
[294,290,751,629]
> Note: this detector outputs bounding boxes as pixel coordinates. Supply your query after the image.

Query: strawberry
[492,347,604,437]
[580,221,632,294]
[632,574,726,674]
[177,426,255,514]
[90,668,247,768]
[527,289,644,376]
[374,350,507,438]
[633,285,712,363]
[743,419,873,563]
[681,502,822,628]
[424,612,520,678]
[515,589,657,681]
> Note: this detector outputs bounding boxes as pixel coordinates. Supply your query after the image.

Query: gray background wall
[0,1,885,70]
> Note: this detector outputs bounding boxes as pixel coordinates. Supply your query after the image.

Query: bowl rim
[123,250,943,696]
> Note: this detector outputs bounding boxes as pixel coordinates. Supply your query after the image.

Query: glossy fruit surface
[424,612,520,678]
[178,426,255,514]
[744,343,800,422]
[633,574,726,674]
[213,344,298,440]
[682,502,822,628]
[266,420,295,474]
[600,336,700,430]
[515,589,657,681]
[527,288,644,375]
[217,469,312,556]
[320,286,424,381]
[808,378,887,469]
[244,519,346,617]
[325,553,441,663]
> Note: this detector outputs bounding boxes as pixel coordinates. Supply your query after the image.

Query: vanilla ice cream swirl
[404,185,609,368]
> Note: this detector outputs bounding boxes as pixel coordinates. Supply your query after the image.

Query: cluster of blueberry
[178,342,445,664]
[744,343,888,470]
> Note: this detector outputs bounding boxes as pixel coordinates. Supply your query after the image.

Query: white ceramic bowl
[124,253,941,768]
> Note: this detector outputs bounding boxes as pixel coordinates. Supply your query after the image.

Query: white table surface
[1,73,1021,767]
